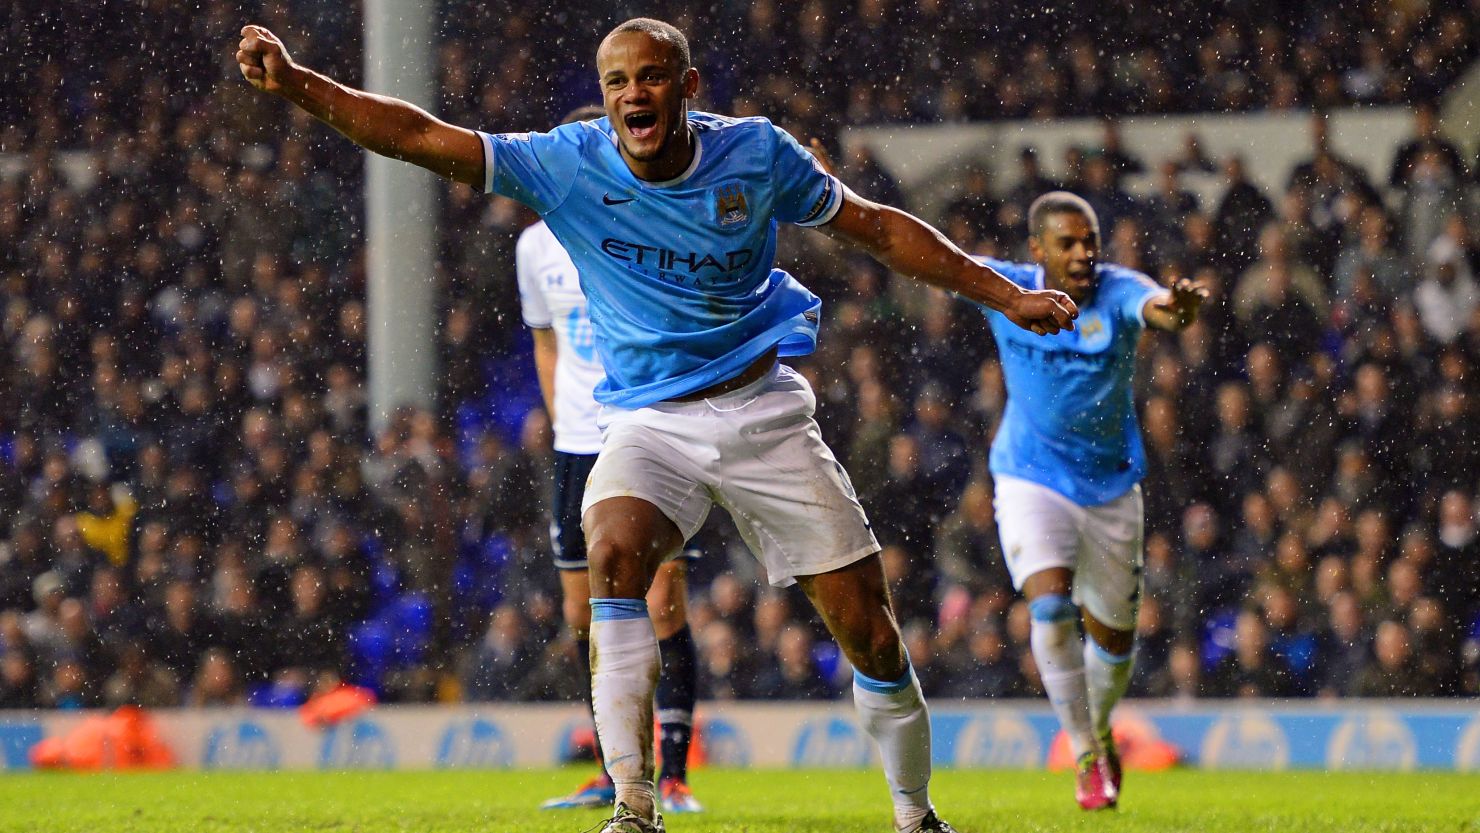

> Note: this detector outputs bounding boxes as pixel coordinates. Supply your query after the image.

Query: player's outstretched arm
[1142,277,1208,331]
[821,189,1078,335]
[235,25,484,187]
[530,328,559,422]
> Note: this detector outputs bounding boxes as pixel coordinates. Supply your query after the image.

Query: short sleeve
[478,125,586,215]
[1102,266,1168,328]
[769,124,842,227]
[514,226,552,329]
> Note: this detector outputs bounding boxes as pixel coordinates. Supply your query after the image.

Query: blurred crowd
[2,0,1480,711]
[9,0,1479,149]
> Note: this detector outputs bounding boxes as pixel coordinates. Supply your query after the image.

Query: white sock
[1084,639,1135,742]
[1029,595,1095,760]
[854,666,932,832]
[590,599,659,819]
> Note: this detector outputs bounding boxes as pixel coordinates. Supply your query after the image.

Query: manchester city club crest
[714,183,750,227]
[1074,310,1111,351]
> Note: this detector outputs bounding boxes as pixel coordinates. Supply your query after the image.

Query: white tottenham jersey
[516,220,605,454]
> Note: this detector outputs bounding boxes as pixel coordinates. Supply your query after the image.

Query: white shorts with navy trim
[992,474,1144,631]
[582,364,879,587]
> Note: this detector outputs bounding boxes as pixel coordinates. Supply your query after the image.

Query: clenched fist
[236,25,295,94]
[1004,288,1079,336]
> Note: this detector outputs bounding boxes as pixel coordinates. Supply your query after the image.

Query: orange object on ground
[645,718,706,770]
[30,706,175,770]
[1046,716,1180,771]
[299,683,377,728]
[687,718,705,769]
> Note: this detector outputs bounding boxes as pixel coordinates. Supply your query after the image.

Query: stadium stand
[1,0,1478,709]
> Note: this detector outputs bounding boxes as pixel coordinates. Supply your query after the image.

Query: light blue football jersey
[977,257,1167,506]
[478,112,841,408]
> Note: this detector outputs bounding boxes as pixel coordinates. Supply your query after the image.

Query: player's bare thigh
[795,553,906,681]
[583,495,685,599]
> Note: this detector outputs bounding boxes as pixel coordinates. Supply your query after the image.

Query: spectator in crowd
[753,627,836,701]
[1333,206,1407,303]
[932,481,1007,598]
[1003,147,1060,222]
[1351,620,1439,697]
[943,625,1025,700]
[943,166,1005,248]
[1415,234,1479,344]
[1206,610,1300,698]
[1234,224,1328,324]
[0,650,41,709]
[23,574,68,666]
[1433,491,1480,632]
[43,659,98,710]
[186,648,247,707]
[1144,161,1200,258]
[104,642,180,708]
[696,622,758,702]
[1212,156,1275,276]
[1389,101,1469,189]
[847,378,901,507]
[870,435,939,553]
[462,604,535,702]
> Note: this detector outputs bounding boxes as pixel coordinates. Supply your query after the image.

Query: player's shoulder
[499,119,612,158]
[690,111,773,133]
[691,111,786,149]
[1095,261,1162,293]
[550,117,614,148]
[974,256,1041,290]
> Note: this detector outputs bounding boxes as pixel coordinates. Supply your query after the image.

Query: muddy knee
[582,497,682,599]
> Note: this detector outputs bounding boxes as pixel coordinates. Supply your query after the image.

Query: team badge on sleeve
[714,183,750,227]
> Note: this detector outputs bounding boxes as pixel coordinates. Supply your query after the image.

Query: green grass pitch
[2,768,1478,832]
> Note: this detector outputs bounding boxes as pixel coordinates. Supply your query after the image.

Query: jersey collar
[613,123,702,189]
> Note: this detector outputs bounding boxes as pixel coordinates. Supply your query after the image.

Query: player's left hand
[1007,288,1078,336]
[1166,277,1209,326]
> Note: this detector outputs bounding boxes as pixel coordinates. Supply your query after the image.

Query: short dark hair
[560,105,606,126]
[1027,191,1100,239]
[605,18,692,73]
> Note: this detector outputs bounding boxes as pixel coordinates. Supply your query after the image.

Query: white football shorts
[583,364,880,587]
[992,474,1144,630]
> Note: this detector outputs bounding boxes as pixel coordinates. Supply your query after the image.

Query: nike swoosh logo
[603,194,636,205]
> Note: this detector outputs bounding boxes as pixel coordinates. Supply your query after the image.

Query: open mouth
[624,111,659,141]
